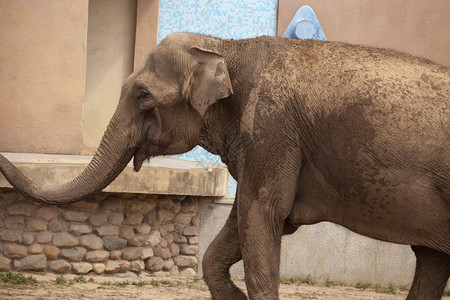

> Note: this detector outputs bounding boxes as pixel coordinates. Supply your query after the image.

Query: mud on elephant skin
[1,33,449,299]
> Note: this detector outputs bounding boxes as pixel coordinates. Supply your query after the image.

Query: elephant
[0,32,449,299]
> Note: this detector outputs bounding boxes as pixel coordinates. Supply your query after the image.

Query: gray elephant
[0,33,449,300]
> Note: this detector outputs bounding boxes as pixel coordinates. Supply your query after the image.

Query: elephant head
[0,33,233,204]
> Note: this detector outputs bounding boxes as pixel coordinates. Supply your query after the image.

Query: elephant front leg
[203,201,247,300]
[237,161,301,299]
[239,199,286,299]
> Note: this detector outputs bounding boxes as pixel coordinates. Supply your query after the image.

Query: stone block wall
[0,188,205,276]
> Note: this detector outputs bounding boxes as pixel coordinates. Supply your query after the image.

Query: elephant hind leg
[407,246,450,300]
[203,202,247,300]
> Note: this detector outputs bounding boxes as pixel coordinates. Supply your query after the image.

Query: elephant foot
[210,283,247,300]
[407,246,450,300]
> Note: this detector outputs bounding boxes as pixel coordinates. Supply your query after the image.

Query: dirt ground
[0,272,432,300]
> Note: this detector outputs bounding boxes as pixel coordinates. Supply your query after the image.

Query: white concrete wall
[279,223,416,286]
[198,202,443,288]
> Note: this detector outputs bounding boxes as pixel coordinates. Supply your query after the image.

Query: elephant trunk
[0,102,139,204]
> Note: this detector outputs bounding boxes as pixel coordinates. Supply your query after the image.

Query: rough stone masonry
[0,188,205,276]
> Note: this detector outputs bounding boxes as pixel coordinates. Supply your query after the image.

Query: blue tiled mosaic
[158,0,278,42]
[158,0,278,197]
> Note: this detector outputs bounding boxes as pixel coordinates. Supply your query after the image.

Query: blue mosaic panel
[158,0,278,42]
[158,0,278,197]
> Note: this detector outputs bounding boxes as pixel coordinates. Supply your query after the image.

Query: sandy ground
[0,272,428,300]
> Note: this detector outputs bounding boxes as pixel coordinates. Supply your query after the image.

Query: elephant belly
[287,162,339,226]
[288,163,450,255]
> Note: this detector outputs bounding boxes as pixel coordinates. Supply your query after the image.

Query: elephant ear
[182,47,233,116]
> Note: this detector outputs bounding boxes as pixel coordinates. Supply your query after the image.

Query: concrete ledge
[0,153,228,197]
[213,198,235,205]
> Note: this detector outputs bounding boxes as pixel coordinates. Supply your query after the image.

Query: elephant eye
[137,89,155,111]
[137,89,150,100]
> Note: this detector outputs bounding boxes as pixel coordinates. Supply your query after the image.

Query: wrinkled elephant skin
[1,33,449,299]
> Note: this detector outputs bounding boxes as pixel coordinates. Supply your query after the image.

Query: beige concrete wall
[277,0,450,67]
[0,0,145,155]
[134,0,159,71]
[82,0,137,150]
[0,0,90,154]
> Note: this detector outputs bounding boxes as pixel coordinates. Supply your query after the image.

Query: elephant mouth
[133,147,148,172]
[133,142,160,172]
[133,110,163,172]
